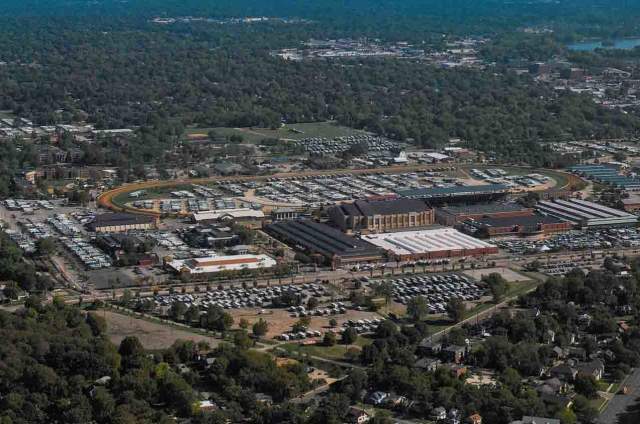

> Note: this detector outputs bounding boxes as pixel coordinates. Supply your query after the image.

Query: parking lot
[497,228,640,254]
[148,282,387,340]
[372,273,485,315]
[293,134,401,155]
[218,171,465,208]
[152,282,330,311]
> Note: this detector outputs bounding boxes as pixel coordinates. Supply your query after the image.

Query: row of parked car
[153,283,327,311]
[289,302,347,317]
[385,274,484,314]
[343,318,385,334]
[497,228,640,254]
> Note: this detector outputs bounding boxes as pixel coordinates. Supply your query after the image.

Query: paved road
[598,368,640,424]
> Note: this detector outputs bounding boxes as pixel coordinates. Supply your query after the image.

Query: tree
[342,327,358,345]
[86,313,107,336]
[35,237,56,256]
[252,318,269,338]
[184,305,201,324]
[446,298,466,323]
[483,273,509,303]
[239,318,249,330]
[307,297,319,310]
[572,395,599,423]
[375,321,398,338]
[169,302,187,321]
[201,306,234,332]
[371,410,394,424]
[406,296,428,322]
[372,281,394,307]
[323,332,337,346]
[329,318,338,328]
[292,316,311,333]
[574,375,599,399]
[234,331,253,350]
[556,408,577,424]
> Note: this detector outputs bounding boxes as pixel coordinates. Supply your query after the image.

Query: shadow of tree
[614,395,640,424]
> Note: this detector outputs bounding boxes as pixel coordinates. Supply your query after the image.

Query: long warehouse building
[362,228,499,261]
[265,219,385,268]
[397,184,509,206]
[535,198,638,228]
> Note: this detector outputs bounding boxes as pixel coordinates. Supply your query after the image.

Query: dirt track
[96,164,454,216]
[97,165,582,217]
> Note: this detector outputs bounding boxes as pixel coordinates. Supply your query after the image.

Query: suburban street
[598,368,640,424]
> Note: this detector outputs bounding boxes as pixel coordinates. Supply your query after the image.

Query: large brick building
[90,213,157,233]
[461,214,572,238]
[435,203,534,226]
[328,198,434,233]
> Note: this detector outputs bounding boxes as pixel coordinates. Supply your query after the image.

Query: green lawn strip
[193,122,367,144]
[459,165,569,190]
[275,336,372,361]
[591,396,607,412]
[111,184,193,207]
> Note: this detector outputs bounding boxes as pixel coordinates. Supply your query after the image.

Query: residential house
[387,394,409,408]
[449,364,468,379]
[198,400,217,412]
[255,393,273,405]
[367,391,388,405]
[577,359,605,381]
[347,407,371,424]
[414,357,440,372]
[419,338,442,356]
[543,329,555,344]
[448,408,461,424]
[551,346,566,360]
[539,377,568,395]
[431,407,447,421]
[442,345,467,364]
[567,347,586,360]
[468,413,482,424]
[549,364,577,381]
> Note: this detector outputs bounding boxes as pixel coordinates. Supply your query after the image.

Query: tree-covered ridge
[1,1,639,40]
[0,298,316,424]
[0,19,637,166]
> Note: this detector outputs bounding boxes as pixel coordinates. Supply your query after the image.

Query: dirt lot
[229,307,383,339]
[102,310,220,350]
[463,267,529,283]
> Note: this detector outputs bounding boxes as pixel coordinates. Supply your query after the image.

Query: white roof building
[535,198,638,228]
[361,228,498,259]
[166,254,276,275]
[192,208,265,223]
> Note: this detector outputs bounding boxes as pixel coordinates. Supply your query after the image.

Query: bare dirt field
[229,307,383,339]
[463,267,530,283]
[102,310,221,350]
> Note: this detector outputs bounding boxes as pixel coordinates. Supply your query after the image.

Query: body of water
[567,37,640,52]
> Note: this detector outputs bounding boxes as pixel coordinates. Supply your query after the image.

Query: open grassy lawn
[112,184,194,207]
[505,278,542,297]
[186,122,367,144]
[459,164,569,190]
[0,110,16,120]
[277,336,373,361]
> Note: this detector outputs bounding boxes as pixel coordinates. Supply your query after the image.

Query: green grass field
[459,164,570,190]
[111,184,194,208]
[277,336,373,361]
[185,121,368,144]
[0,110,16,120]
